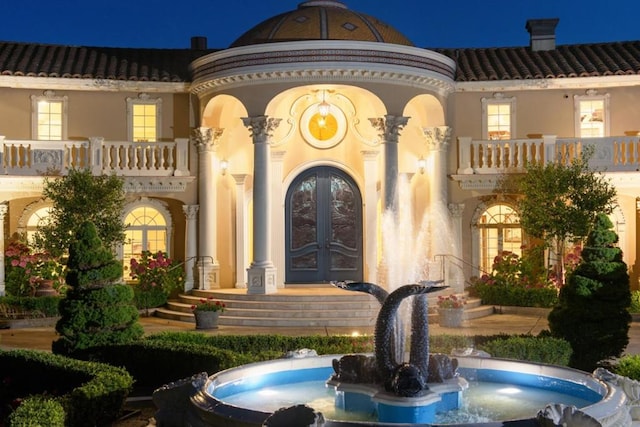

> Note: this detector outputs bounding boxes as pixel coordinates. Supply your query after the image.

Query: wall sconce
[220,159,229,175]
[417,156,426,174]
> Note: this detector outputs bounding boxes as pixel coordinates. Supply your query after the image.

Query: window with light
[477,204,522,272]
[574,91,609,138]
[127,94,162,142]
[26,206,53,244]
[123,205,168,279]
[482,94,515,141]
[132,104,157,142]
[31,91,68,140]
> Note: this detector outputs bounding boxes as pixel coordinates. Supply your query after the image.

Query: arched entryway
[285,166,363,283]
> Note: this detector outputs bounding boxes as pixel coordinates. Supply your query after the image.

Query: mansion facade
[1,1,640,295]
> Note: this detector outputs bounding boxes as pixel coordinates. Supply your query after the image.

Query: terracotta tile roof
[0,41,217,82]
[1,40,639,84]
[437,41,640,82]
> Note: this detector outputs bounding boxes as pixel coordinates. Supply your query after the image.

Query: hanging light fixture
[317,90,331,117]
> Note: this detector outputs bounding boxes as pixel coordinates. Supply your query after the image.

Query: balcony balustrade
[0,136,190,177]
[457,134,640,175]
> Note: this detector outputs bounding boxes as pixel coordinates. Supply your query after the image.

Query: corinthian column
[192,126,224,289]
[0,204,7,296]
[369,115,409,212]
[242,116,282,294]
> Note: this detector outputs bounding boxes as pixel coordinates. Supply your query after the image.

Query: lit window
[31,91,68,140]
[26,206,53,245]
[123,205,169,279]
[482,94,515,140]
[575,91,609,138]
[127,94,162,142]
[477,204,522,272]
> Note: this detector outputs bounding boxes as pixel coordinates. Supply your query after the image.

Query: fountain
[153,176,636,425]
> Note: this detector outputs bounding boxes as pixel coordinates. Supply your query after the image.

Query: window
[127,93,162,142]
[482,93,515,140]
[31,91,68,140]
[26,206,53,244]
[123,203,170,279]
[575,90,609,138]
[477,204,522,272]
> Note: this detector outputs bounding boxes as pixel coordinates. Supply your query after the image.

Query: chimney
[525,18,559,51]
[191,36,207,50]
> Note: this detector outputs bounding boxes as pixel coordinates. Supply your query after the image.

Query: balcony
[0,136,191,177]
[454,134,640,189]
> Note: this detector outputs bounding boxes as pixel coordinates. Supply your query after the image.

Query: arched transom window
[477,204,522,272]
[26,206,53,245]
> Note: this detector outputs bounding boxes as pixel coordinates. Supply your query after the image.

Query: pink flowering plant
[191,297,226,312]
[469,247,559,308]
[436,294,466,309]
[129,250,185,312]
[4,239,65,296]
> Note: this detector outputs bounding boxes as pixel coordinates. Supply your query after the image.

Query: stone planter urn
[34,279,58,297]
[193,310,220,329]
[438,308,464,328]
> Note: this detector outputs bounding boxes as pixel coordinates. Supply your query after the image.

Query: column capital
[242,116,282,144]
[423,126,452,151]
[271,150,286,162]
[232,173,249,185]
[182,204,199,220]
[361,150,380,161]
[369,115,410,144]
[448,202,465,218]
[192,126,224,151]
[0,203,7,219]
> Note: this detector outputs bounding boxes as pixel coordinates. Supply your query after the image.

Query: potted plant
[191,297,226,329]
[436,294,466,328]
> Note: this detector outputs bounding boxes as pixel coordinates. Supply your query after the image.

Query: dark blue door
[285,167,363,283]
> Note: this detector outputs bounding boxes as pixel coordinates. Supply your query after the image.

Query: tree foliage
[548,214,631,371]
[53,221,143,355]
[510,146,617,279]
[35,168,127,257]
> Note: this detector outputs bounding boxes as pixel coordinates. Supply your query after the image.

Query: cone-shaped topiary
[548,213,631,371]
[53,221,143,355]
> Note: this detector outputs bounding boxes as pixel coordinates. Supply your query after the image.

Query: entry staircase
[154,287,494,328]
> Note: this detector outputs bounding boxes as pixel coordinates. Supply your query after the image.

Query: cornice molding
[191,68,455,96]
[0,75,190,93]
[123,177,196,193]
[456,74,640,93]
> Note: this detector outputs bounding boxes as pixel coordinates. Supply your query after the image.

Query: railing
[457,135,640,174]
[0,136,190,177]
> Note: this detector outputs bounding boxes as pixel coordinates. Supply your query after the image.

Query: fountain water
[153,176,635,425]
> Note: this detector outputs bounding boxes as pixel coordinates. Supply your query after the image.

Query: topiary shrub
[53,221,143,355]
[548,213,631,371]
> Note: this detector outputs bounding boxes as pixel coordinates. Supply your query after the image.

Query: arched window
[477,204,522,272]
[26,206,53,245]
[123,204,169,279]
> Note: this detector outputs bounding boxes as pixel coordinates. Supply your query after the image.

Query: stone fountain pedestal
[328,377,468,424]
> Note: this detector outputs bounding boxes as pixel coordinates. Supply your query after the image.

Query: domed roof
[230,1,414,48]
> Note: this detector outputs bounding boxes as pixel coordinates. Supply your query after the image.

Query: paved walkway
[2,311,640,356]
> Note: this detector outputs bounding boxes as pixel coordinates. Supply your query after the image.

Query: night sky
[3,0,639,49]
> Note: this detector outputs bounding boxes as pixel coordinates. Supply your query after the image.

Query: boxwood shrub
[0,349,133,427]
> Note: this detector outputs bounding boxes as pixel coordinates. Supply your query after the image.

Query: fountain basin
[182,354,630,426]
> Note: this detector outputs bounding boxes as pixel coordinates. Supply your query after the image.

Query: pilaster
[182,205,199,292]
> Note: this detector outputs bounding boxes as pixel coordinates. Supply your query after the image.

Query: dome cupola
[230,1,414,47]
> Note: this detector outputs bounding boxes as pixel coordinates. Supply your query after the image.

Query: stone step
[153,288,493,328]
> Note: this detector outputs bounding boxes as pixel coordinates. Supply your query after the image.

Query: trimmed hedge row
[0,349,133,427]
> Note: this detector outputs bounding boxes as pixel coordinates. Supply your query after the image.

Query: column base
[247,265,277,294]
[197,261,220,290]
